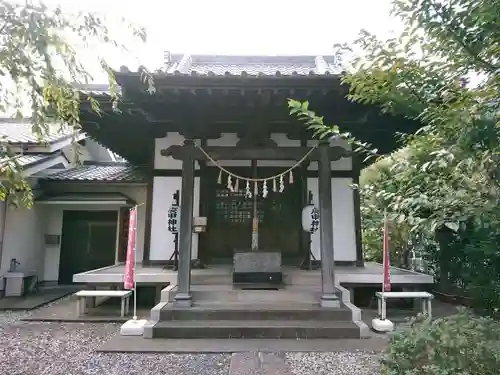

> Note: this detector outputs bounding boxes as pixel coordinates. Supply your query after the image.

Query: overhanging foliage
[289,0,500,313]
[0,0,147,206]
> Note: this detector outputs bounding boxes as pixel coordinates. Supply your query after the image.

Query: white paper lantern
[301,204,320,233]
[167,205,180,233]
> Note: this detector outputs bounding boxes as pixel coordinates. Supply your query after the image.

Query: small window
[44,234,61,246]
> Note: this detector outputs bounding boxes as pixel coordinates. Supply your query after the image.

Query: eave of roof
[161,53,341,77]
[41,161,148,183]
[1,151,67,169]
[0,118,83,146]
[115,68,342,84]
[36,192,137,206]
[110,53,344,91]
[0,152,69,179]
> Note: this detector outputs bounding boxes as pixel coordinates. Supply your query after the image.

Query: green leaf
[444,222,460,232]
[0,0,148,206]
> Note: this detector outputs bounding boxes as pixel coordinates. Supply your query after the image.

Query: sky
[41,0,402,81]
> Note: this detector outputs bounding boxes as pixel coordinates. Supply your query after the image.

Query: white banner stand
[121,206,147,336]
[371,210,394,333]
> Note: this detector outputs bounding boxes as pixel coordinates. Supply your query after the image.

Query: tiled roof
[78,55,341,98]
[0,118,80,144]
[75,83,121,97]
[43,162,147,182]
[0,153,61,168]
[11,154,54,167]
[127,53,341,77]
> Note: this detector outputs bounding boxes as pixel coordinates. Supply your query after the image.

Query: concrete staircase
[145,286,366,339]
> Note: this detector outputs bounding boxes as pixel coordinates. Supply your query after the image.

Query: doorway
[201,167,304,264]
[58,210,118,284]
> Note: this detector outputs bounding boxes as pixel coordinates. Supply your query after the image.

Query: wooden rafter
[161,144,350,162]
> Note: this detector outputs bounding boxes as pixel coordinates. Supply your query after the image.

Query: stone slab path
[228,351,381,375]
[229,352,293,375]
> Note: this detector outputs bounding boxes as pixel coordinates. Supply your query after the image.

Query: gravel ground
[285,351,380,375]
[0,299,381,375]
[0,302,230,375]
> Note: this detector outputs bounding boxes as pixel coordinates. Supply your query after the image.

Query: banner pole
[382,209,386,293]
[120,203,146,336]
[132,205,138,321]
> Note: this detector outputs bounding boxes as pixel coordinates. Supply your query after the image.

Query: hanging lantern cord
[197,144,318,183]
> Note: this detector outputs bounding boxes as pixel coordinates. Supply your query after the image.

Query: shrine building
[55,54,433,339]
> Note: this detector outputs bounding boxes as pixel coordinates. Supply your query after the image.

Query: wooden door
[59,219,90,284]
[201,167,303,264]
[202,167,253,262]
[87,222,118,270]
[58,211,118,284]
[257,179,303,263]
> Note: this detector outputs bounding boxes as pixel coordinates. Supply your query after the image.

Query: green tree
[0,0,147,206]
[381,310,500,375]
[289,0,499,310]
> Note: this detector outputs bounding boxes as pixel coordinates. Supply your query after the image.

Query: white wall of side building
[42,184,147,282]
[150,132,358,262]
[0,201,45,282]
[0,141,145,286]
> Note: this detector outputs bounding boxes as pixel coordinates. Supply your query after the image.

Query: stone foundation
[233,250,282,273]
[233,250,282,285]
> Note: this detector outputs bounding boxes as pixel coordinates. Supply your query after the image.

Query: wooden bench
[376,291,434,320]
[75,290,132,317]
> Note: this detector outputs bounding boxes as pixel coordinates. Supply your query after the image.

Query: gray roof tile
[74,83,121,97]
[0,118,80,144]
[42,162,147,182]
[0,154,58,169]
[158,54,340,76]
[83,55,341,98]
[14,154,54,167]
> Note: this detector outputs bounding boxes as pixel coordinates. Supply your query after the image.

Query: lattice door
[201,167,303,262]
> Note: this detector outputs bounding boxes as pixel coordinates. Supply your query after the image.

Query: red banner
[123,207,137,290]
[382,211,391,292]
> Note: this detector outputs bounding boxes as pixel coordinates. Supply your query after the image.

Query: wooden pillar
[352,156,364,267]
[251,159,259,250]
[174,140,195,307]
[318,140,340,308]
[198,139,208,264]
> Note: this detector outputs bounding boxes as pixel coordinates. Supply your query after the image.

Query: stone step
[191,275,233,285]
[159,305,353,321]
[191,289,320,304]
[151,320,361,339]
[190,273,322,286]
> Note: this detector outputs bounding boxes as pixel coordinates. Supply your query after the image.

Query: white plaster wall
[42,184,147,282]
[61,143,93,165]
[151,132,356,263]
[307,177,357,262]
[149,176,200,261]
[154,133,203,169]
[153,132,354,169]
[0,203,45,281]
[257,133,299,167]
[154,133,184,169]
[307,137,352,171]
[271,133,301,147]
[207,133,238,147]
[207,133,249,167]
[85,139,115,161]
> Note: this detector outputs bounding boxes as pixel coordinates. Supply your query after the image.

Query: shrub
[380,310,500,375]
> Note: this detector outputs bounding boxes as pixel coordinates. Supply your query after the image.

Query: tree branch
[430,1,499,74]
